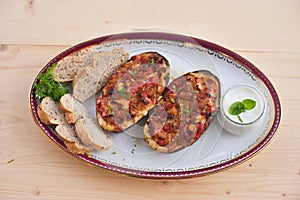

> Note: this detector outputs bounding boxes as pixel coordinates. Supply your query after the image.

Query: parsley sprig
[228,99,256,123]
[34,63,69,101]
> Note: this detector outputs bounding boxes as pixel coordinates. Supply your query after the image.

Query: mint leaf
[229,102,245,115]
[237,115,243,123]
[228,98,257,123]
[242,99,256,110]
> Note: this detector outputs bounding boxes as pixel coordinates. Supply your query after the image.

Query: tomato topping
[163,125,170,132]
[210,106,216,113]
[96,52,170,132]
[147,72,219,150]
[158,140,165,147]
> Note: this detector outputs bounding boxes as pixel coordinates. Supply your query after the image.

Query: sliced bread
[75,118,112,151]
[64,141,90,156]
[72,48,129,102]
[54,123,79,143]
[37,96,67,125]
[60,93,113,150]
[53,46,98,82]
[59,93,91,124]
[55,124,90,156]
[37,96,90,155]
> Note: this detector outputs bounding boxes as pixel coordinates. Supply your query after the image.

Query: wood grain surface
[0,0,299,199]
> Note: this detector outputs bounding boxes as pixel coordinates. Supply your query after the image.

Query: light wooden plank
[0,0,299,199]
[0,44,68,68]
[0,0,299,51]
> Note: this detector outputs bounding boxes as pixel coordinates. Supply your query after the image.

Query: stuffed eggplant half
[96,52,170,132]
[144,70,220,153]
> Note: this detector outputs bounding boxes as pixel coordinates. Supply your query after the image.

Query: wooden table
[1,0,299,199]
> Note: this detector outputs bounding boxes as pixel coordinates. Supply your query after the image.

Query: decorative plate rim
[29,31,281,179]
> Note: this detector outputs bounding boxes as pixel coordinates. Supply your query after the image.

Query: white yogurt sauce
[218,85,265,135]
[222,85,264,124]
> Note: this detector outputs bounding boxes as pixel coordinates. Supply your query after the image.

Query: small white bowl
[218,85,265,135]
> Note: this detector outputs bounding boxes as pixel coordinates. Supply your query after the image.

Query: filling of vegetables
[147,73,218,149]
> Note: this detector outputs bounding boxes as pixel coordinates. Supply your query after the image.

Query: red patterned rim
[29,32,281,179]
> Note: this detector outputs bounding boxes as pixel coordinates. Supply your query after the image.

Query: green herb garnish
[242,99,256,110]
[129,70,137,76]
[172,84,181,93]
[228,99,256,123]
[118,88,126,94]
[184,108,191,116]
[164,73,170,79]
[118,88,130,99]
[150,58,155,64]
[171,99,176,103]
[34,63,68,101]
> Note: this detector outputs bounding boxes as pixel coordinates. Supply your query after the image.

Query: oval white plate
[29,32,281,179]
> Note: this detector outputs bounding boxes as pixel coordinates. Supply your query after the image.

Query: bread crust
[37,96,67,125]
[60,94,113,150]
[37,106,52,125]
[37,97,91,155]
[64,141,91,156]
[55,124,91,155]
